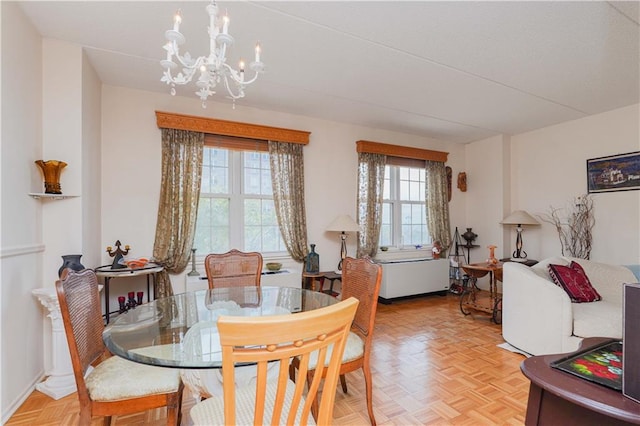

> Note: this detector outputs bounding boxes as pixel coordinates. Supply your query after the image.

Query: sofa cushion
[573,300,622,338]
[549,261,602,303]
[530,256,569,280]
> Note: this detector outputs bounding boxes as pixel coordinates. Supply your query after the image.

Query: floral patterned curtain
[356,152,386,258]
[425,160,451,252]
[152,129,204,298]
[268,141,308,262]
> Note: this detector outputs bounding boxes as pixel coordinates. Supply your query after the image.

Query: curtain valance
[356,140,448,163]
[156,111,310,144]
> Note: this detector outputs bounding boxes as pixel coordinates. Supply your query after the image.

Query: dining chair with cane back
[189,297,359,426]
[204,249,263,289]
[56,268,184,425]
[290,256,382,425]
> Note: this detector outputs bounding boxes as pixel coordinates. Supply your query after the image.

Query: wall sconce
[325,215,360,273]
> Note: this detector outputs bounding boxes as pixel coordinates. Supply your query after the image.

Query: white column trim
[32,287,76,400]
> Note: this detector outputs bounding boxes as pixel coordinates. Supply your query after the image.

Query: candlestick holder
[118,292,142,314]
[106,240,130,270]
[188,248,200,276]
[127,292,137,310]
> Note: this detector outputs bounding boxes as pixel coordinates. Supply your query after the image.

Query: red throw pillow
[548,261,602,303]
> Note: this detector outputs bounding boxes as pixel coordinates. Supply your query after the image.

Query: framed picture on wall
[586,151,640,193]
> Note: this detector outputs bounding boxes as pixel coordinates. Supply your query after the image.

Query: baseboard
[2,371,44,424]
[378,290,448,304]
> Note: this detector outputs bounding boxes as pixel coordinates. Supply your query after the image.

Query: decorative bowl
[124,258,149,269]
[266,262,283,271]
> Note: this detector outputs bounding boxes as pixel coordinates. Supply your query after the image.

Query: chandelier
[160,1,265,107]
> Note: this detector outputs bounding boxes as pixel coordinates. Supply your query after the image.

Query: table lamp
[501,210,540,262]
[326,214,360,272]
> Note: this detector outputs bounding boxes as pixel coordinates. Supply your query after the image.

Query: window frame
[195,146,288,257]
[380,164,431,249]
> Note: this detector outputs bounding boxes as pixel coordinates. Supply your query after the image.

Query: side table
[460,262,503,323]
[521,337,640,425]
[301,271,341,296]
[95,264,163,324]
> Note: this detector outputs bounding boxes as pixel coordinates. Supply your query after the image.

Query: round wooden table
[521,337,640,425]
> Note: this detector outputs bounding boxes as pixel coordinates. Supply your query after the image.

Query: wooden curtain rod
[155,111,310,144]
[356,140,448,162]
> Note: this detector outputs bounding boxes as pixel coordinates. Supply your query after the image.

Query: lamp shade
[501,210,540,226]
[326,215,360,232]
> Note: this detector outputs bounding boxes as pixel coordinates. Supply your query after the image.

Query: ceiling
[18,1,640,144]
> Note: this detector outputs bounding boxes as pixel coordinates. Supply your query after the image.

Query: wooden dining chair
[56,268,184,425]
[204,249,263,289]
[189,297,359,425]
[290,256,382,425]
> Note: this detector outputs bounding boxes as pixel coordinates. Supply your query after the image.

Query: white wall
[510,104,640,264]
[1,2,45,421]
[81,52,103,269]
[464,104,640,266]
[100,85,467,295]
[463,134,511,263]
[41,39,84,283]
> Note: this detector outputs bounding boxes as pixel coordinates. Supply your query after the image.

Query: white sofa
[502,256,637,356]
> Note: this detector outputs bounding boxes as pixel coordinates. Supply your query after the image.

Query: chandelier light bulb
[160,1,264,107]
[173,10,182,31]
[222,14,229,35]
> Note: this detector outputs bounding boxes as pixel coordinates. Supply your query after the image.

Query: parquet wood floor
[6,293,530,425]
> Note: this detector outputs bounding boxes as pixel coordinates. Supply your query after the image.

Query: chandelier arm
[222,75,245,100]
[173,54,204,72]
[220,63,260,86]
[239,73,260,85]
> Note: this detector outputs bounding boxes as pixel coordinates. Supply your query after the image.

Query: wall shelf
[28,193,79,200]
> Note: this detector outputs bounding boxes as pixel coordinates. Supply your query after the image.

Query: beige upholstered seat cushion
[85,353,181,401]
[573,300,622,339]
[307,331,364,369]
[190,379,315,426]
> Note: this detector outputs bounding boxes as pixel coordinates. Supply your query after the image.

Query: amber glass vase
[35,160,67,194]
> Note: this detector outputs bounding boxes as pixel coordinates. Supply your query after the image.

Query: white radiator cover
[377,258,449,299]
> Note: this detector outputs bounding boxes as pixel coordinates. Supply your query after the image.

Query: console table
[521,337,640,425]
[95,264,163,324]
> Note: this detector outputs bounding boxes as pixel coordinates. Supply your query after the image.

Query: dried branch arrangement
[540,194,595,259]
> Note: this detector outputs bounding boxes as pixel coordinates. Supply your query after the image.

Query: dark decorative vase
[305,244,320,273]
[462,228,478,245]
[58,254,85,277]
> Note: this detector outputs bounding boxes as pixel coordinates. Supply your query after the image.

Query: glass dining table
[103,286,338,369]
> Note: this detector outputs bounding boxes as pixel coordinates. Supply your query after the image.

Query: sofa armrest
[502,262,574,355]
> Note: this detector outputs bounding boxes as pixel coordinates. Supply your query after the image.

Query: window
[379,165,430,248]
[194,147,286,254]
